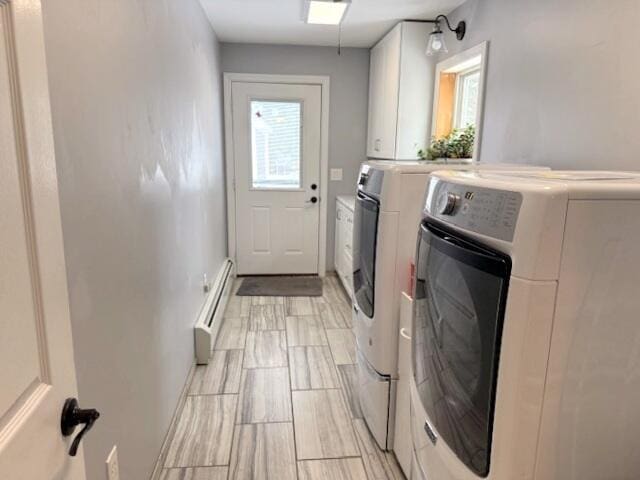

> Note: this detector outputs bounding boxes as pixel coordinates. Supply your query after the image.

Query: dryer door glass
[353,191,379,318]
[412,221,511,477]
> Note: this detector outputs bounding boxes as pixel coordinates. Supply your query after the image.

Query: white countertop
[336,195,355,212]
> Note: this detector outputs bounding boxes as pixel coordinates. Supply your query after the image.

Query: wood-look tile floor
[161,275,405,480]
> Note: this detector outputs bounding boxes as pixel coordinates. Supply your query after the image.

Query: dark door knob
[311,183,318,190]
[61,398,100,456]
[309,196,318,204]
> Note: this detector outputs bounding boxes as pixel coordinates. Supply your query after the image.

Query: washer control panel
[357,164,385,200]
[426,180,523,242]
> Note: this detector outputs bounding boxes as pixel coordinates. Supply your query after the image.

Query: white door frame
[223,73,330,276]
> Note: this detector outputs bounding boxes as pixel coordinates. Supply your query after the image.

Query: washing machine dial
[437,192,460,215]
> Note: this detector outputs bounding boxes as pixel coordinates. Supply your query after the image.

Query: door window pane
[251,100,302,189]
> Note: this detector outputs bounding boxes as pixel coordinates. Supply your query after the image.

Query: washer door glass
[353,191,379,318]
[412,221,511,477]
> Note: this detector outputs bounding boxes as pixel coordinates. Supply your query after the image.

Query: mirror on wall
[430,41,488,161]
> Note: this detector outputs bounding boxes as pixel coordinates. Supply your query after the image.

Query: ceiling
[199,0,466,48]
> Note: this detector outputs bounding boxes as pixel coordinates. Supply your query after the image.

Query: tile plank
[159,467,228,480]
[320,276,351,306]
[244,330,288,368]
[286,296,314,315]
[249,304,286,331]
[289,346,340,390]
[229,423,297,479]
[312,300,353,329]
[164,395,236,468]
[292,389,359,459]
[298,458,368,480]
[251,296,285,305]
[286,316,328,347]
[337,364,363,419]
[326,329,357,365]
[353,419,405,480]
[215,317,248,350]
[237,368,292,424]
[225,296,251,317]
[189,350,243,395]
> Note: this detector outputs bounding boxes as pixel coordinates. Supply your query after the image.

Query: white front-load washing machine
[351,160,549,451]
[411,170,640,479]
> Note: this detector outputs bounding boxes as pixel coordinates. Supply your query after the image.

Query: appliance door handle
[356,191,378,206]
[400,327,411,340]
[422,222,510,277]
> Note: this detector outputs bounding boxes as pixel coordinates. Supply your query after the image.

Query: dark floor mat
[236,276,323,297]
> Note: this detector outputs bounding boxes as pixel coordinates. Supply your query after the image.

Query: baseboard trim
[148,360,196,480]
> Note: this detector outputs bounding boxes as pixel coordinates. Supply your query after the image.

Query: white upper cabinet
[367,22,434,160]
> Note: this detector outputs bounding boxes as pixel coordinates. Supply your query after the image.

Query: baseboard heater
[194,258,235,365]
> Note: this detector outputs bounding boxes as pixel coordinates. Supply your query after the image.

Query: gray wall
[220,43,370,270]
[442,0,640,169]
[41,1,227,479]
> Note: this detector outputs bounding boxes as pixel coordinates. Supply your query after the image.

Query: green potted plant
[418,124,475,161]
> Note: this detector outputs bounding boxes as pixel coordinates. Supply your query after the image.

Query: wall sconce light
[425,15,466,56]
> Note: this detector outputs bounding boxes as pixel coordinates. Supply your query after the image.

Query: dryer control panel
[425,180,522,242]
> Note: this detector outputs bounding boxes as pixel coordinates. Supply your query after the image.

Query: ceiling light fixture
[423,15,466,56]
[304,0,351,26]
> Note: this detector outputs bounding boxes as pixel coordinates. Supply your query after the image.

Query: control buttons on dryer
[437,192,460,215]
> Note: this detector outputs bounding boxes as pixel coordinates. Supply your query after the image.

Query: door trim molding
[223,72,330,276]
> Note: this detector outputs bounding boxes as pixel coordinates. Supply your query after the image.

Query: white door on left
[0,1,86,479]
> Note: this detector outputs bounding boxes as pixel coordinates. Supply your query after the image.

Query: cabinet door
[366,24,401,159]
[334,203,344,275]
[379,25,401,159]
[366,43,384,157]
[395,22,432,159]
[342,210,354,295]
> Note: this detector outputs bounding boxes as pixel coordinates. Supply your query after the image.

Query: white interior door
[0,1,86,479]
[231,81,322,275]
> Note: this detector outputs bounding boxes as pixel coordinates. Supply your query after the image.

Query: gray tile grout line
[233,420,296,426]
[225,306,254,477]
[322,286,370,474]
[226,286,247,480]
[296,454,364,461]
[285,309,301,480]
[240,364,289,370]
[298,284,368,473]
[329,293,377,479]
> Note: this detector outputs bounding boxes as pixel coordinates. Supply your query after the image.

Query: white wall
[41,1,227,479]
[220,43,370,270]
[442,0,640,169]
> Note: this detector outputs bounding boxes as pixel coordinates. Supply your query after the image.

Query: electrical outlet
[106,445,119,480]
[330,168,343,181]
